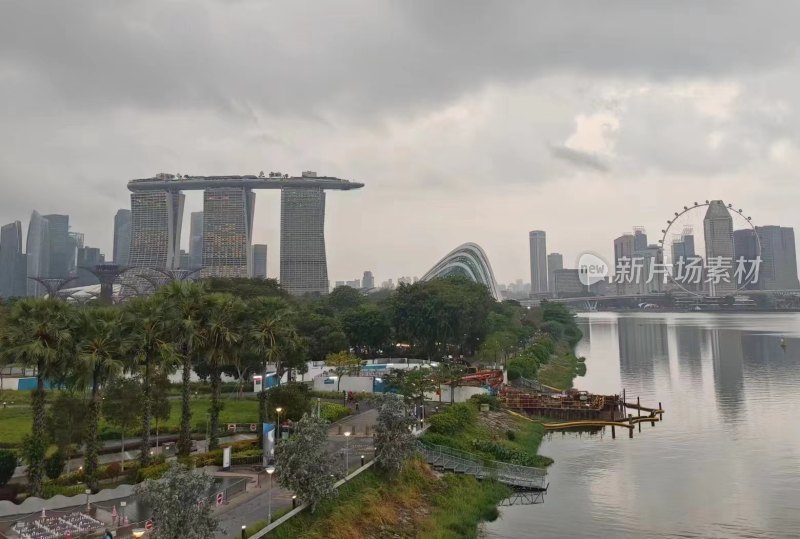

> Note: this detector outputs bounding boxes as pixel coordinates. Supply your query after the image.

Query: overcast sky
[2,1,800,284]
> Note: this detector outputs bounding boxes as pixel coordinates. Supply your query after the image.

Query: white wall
[313,375,373,393]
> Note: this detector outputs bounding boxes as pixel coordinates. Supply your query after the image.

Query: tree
[74,307,125,490]
[136,463,219,539]
[373,396,416,475]
[44,451,66,480]
[429,362,465,403]
[0,449,15,487]
[102,377,143,475]
[151,371,172,450]
[45,392,87,472]
[203,294,243,450]
[384,367,436,407]
[204,277,288,299]
[326,285,364,314]
[156,281,210,457]
[274,414,337,512]
[325,351,361,391]
[121,296,175,466]
[0,298,74,497]
[295,311,348,363]
[341,304,392,357]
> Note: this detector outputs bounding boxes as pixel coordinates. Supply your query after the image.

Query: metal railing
[417,442,547,490]
[513,376,560,394]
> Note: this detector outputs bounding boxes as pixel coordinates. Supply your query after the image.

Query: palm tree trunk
[178,357,193,457]
[28,375,47,497]
[208,369,221,450]
[139,359,152,467]
[84,384,101,492]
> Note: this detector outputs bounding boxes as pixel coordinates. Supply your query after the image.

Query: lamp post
[266,465,275,523]
[275,407,283,439]
[85,488,91,511]
[344,431,351,476]
[241,524,246,539]
[317,398,321,418]
[120,501,127,525]
[292,495,297,509]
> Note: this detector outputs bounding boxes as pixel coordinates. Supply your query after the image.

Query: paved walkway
[213,408,379,538]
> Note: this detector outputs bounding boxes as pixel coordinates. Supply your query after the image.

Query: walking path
[214,408,379,538]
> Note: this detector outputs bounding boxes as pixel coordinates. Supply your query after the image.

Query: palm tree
[0,299,74,497]
[121,297,175,466]
[155,281,209,457]
[203,294,243,450]
[74,307,125,491]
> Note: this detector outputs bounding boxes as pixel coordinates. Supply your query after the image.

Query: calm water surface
[486,312,800,539]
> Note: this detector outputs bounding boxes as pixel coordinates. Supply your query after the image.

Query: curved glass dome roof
[420,242,502,300]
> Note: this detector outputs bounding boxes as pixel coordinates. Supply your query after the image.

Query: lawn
[0,405,32,446]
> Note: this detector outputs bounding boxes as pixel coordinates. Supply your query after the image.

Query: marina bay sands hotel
[127,171,364,295]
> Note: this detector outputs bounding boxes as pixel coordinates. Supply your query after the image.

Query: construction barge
[498,380,664,436]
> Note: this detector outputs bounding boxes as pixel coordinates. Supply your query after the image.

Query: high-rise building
[362,270,375,289]
[43,214,70,280]
[637,244,664,294]
[671,228,697,290]
[113,209,132,266]
[633,227,648,252]
[546,253,563,294]
[128,190,185,271]
[703,200,736,296]
[0,221,28,298]
[733,229,759,290]
[75,246,105,287]
[553,269,586,297]
[201,187,255,278]
[253,244,268,279]
[280,184,329,295]
[67,231,84,276]
[26,211,50,296]
[179,249,191,270]
[189,211,204,270]
[613,233,635,294]
[529,230,547,295]
[754,225,799,290]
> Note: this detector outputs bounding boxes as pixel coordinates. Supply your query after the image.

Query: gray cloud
[549,145,609,173]
[2,1,800,283]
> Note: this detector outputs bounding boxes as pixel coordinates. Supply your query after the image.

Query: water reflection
[486,313,800,539]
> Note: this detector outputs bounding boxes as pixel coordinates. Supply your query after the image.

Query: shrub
[319,403,350,423]
[469,394,499,410]
[194,449,223,467]
[471,440,539,467]
[427,403,475,435]
[104,461,122,481]
[138,462,170,482]
[505,430,516,441]
[44,451,66,480]
[0,450,16,487]
[41,482,87,498]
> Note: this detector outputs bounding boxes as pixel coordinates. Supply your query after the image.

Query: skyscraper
[633,227,648,252]
[546,253,563,294]
[253,244,267,279]
[189,211,204,270]
[113,209,132,266]
[529,230,547,295]
[671,228,697,290]
[75,246,105,287]
[0,221,28,298]
[128,190,185,270]
[703,200,735,296]
[201,187,255,278]
[26,211,50,297]
[67,231,84,276]
[43,214,70,280]
[733,229,758,290]
[755,225,799,290]
[362,270,375,289]
[280,185,329,295]
[613,233,635,294]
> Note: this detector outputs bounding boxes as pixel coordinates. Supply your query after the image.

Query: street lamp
[85,488,91,511]
[266,465,275,523]
[120,501,127,525]
[275,407,283,439]
[241,524,247,539]
[344,431,351,475]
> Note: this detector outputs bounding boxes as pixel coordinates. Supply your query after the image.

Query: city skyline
[4,3,800,285]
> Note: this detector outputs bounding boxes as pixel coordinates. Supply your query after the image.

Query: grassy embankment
[256,399,551,539]
[259,459,509,539]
